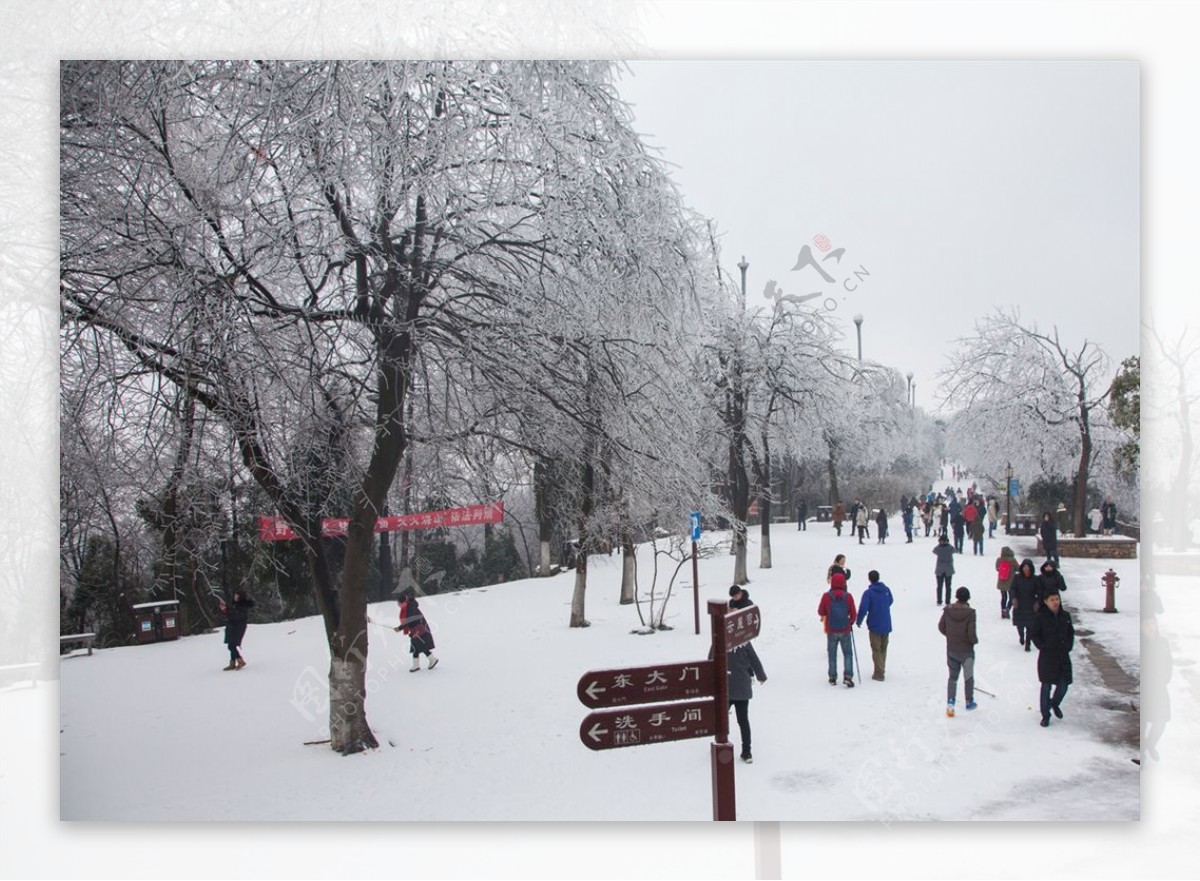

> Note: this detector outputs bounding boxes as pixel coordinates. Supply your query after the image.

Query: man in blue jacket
[856,569,894,681]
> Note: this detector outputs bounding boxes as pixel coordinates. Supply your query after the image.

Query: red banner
[258,502,505,542]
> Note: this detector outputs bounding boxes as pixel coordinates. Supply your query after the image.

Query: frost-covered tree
[938,308,1115,537]
[61,60,704,751]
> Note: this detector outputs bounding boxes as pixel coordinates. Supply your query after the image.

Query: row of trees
[59,61,939,753]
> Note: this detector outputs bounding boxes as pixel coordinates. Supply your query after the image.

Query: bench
[1037,536,1138,559]
[60,632,97,656]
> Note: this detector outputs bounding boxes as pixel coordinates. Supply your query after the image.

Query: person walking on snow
[902,504,915,543]
[932,534,958,606]
[994,545,1018,619]
[987,497,1000,538]
[1035,559,1068,605]
[219,590,255,671]
[1028,589,1074,727]
[395,587,438,671]
[720,640,766,763]
[875,506,889,544]
[1009,559,1040,651]
[938,586,978,717]
[826,554,851,586]
[722,588,767,762]
[856,570,894,681]
[797,499,808,531]
[1040,512,1060,565]
[818,573,857,687]
[969,506,986,556]
[855,504,869,545]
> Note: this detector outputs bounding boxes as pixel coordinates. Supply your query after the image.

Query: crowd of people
[719,473,1093,762]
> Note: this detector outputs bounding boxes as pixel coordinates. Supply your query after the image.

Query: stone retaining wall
[1036,537,1138,559]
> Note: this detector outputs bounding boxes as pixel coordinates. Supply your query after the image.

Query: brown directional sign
[724,604,761,650]
[577,660,715,709]
[580,699,717,750]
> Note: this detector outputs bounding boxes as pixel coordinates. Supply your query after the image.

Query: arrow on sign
[577,660,716,709]
[586,722,609,743]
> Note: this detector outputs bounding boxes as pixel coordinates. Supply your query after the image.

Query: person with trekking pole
[938,586,978,717]
[818,573,857,687]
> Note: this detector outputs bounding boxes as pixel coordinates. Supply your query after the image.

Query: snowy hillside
[59,498,1141,821]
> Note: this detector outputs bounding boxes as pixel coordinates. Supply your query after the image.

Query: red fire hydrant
[1101,568,1120,613]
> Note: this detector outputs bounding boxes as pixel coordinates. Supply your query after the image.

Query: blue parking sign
[689,511,702,542]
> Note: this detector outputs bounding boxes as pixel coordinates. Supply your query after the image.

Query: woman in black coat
[220,591,255,671]
[1036,560,1068,603]
[1009,559,1040,652]
[1028,590,1074,726]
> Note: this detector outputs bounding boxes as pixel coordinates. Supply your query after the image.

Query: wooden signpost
[576,600,758,821]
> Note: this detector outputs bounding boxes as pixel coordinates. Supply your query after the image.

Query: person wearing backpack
[994,546,1018,619]
[818,572,857,687]
[856,570,894,681]
[938,586,978,717]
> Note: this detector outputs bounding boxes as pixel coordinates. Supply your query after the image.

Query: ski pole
[974,686,997,698]
[850,627,861,684]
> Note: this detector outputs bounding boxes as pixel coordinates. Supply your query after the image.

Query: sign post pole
[689,512,702,636]
[708,599,735,821]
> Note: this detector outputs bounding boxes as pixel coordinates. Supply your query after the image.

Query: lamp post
[853,314,863,363]
[737,255,748,310]
[911,381,916,407]
[906,372,913,406]
[1005,462,1013,532]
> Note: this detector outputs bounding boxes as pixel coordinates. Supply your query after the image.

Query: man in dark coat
[832,501,846,537]
[396,588,438,671]
[1040,512,1060,565]
[1009,559,1040,651]
[875,507,888,544]
[797,499,808,531]
[1028,589,1074,727]
[219,591,255,671]
[938,586,978,716]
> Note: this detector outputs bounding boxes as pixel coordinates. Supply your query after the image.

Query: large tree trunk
[570,457,595,627]
[534,457,554,576]
[619,504,635,604]
[1072,407,1093,538]
[826,442,841,507]
[758,430,772,569]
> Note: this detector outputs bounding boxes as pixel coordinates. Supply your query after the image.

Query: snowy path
[56,480,1140,821]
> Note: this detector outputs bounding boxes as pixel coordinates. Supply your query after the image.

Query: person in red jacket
[818,573,858,687]
[395,588,438,672]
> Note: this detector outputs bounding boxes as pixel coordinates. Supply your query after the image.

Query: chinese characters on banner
[258,502,505,542]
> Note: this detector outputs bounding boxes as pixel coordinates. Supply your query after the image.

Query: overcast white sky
[615,61,1140,411]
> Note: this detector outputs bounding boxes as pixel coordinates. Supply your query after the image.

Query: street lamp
[1005,462,1013,532]
[911,381,916,407]
[737,255,748,310]
[853,314,863,363]
[906,371,913,406]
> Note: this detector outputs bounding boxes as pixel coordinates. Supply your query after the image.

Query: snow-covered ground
[53,484,1142,822]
